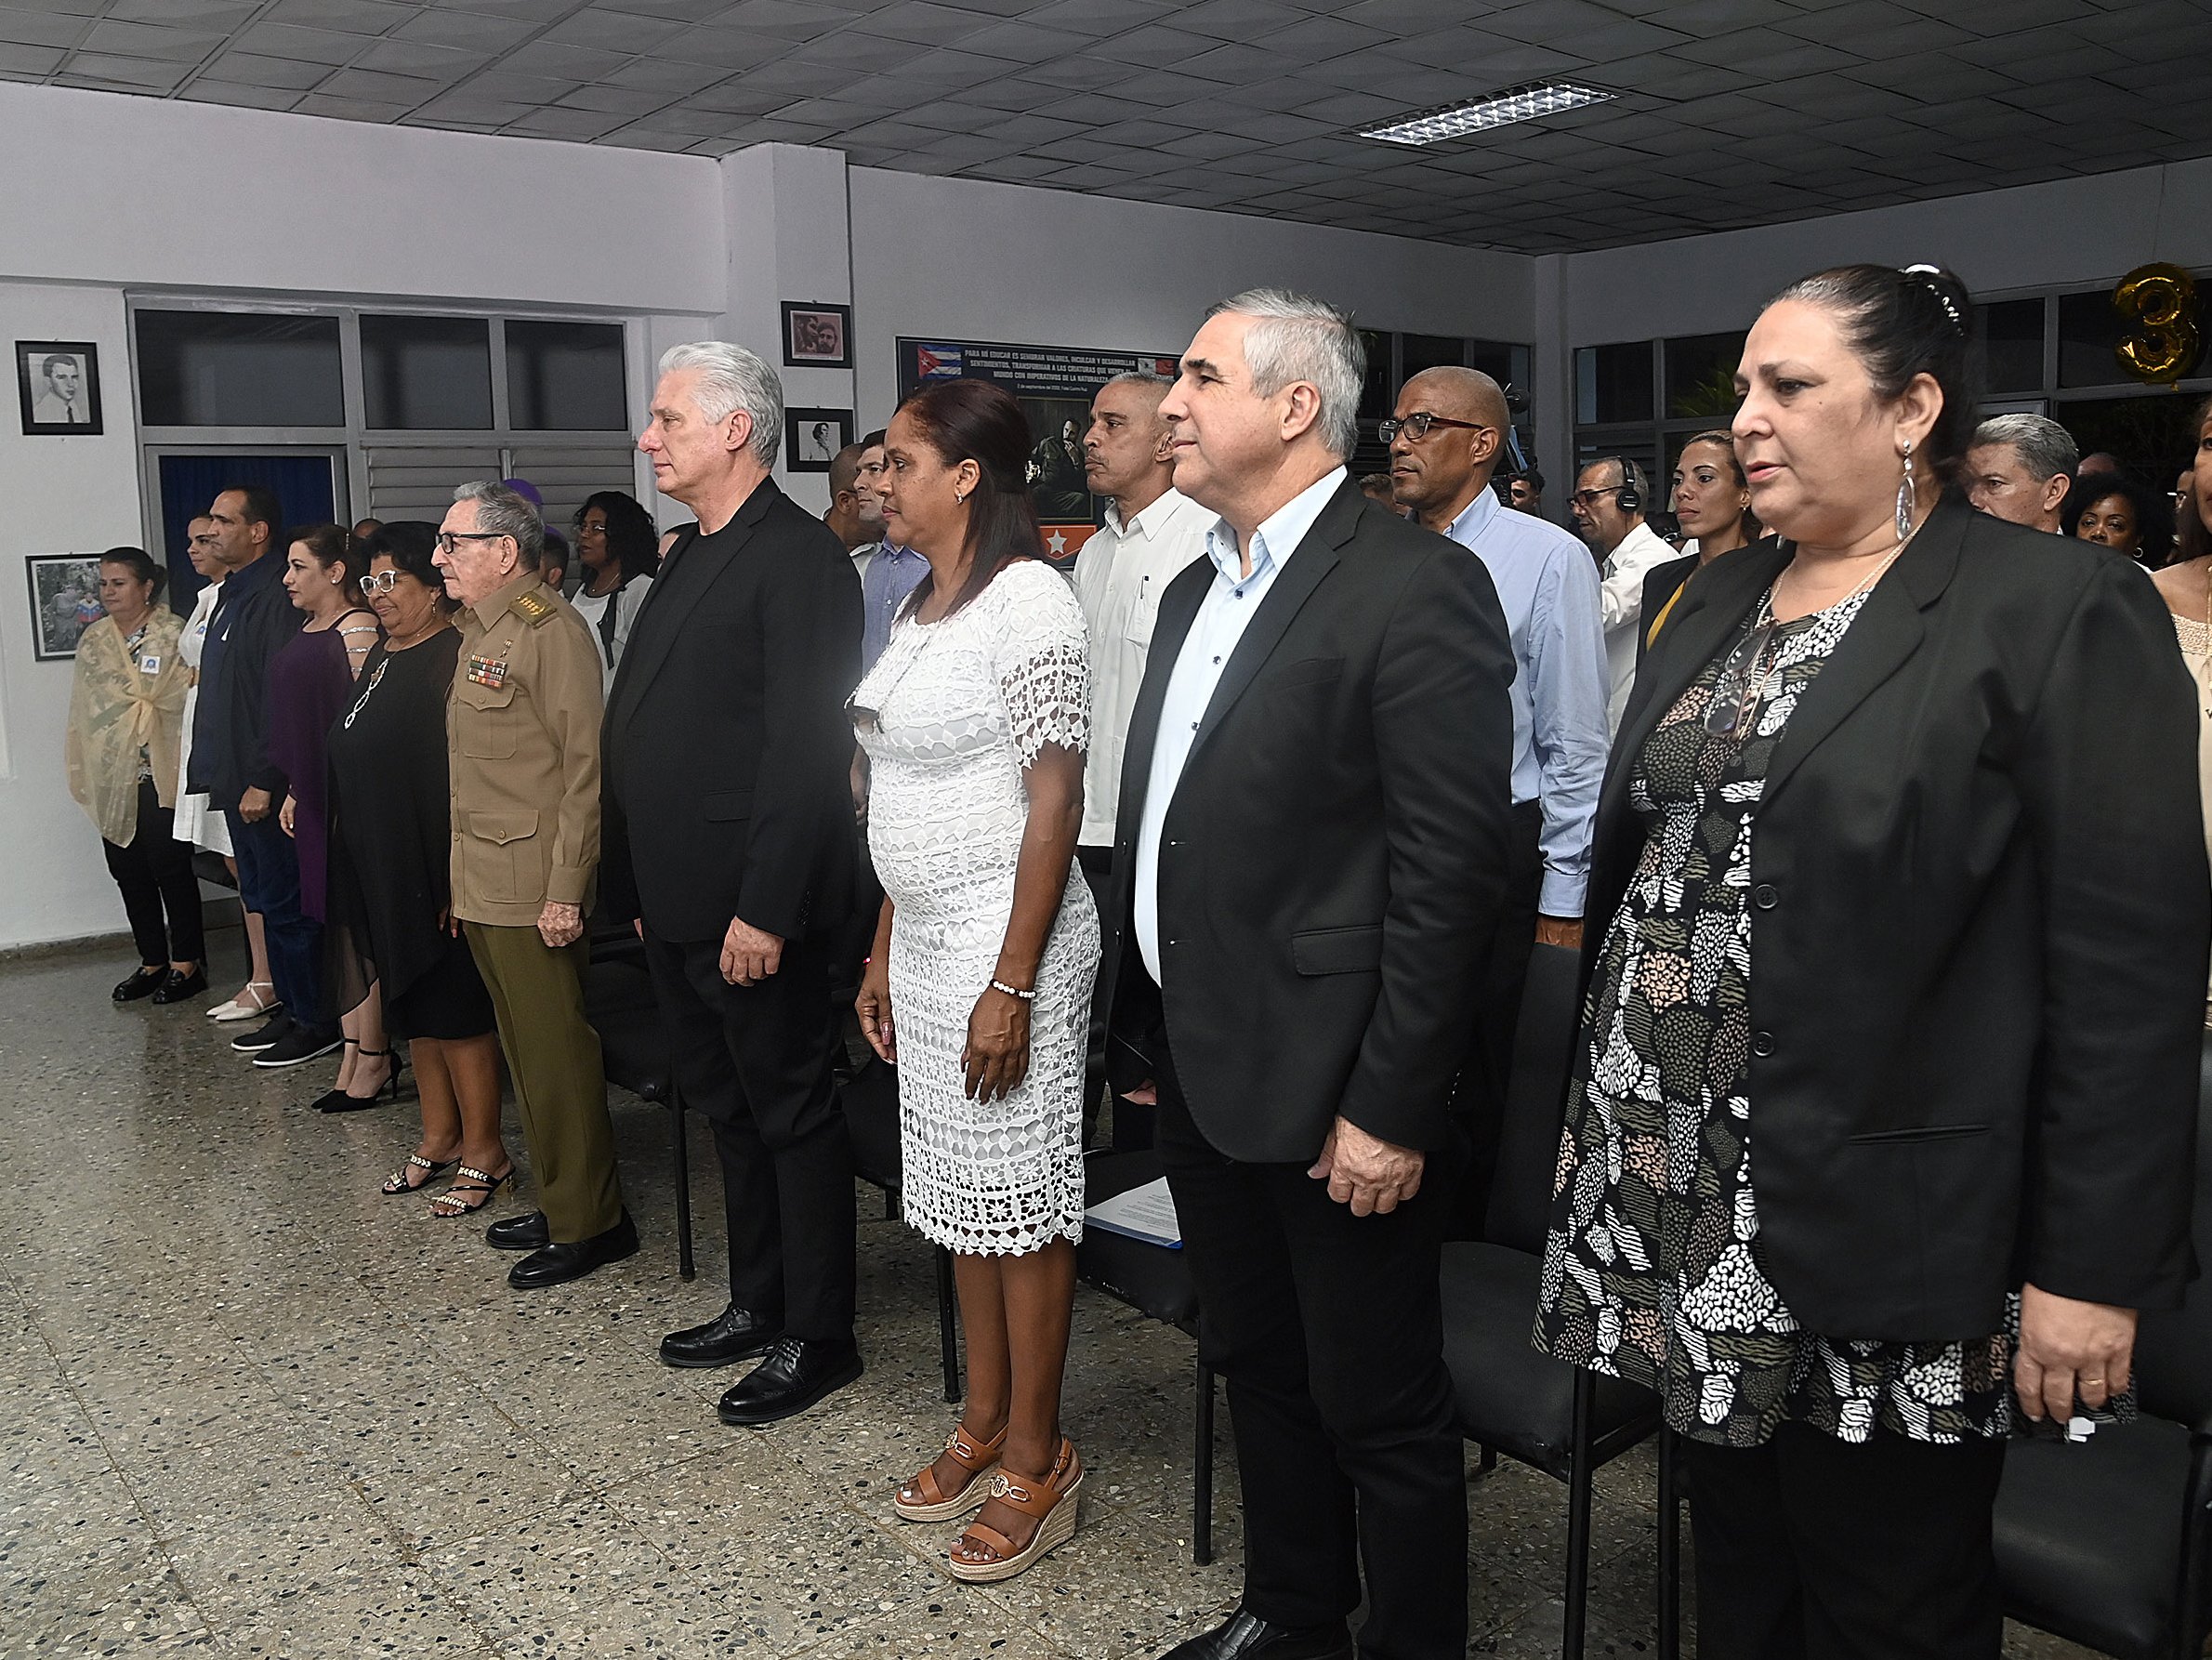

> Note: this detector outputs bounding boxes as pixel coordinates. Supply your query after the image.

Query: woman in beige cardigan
[67,547,206,1004]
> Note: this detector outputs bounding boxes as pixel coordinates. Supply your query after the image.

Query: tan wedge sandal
[946,1438,1083,1584]
[894,1421,1007,1522]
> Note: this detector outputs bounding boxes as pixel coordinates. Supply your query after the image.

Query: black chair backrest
[1483,942,1584,1257]
[2133,1031,2212,1426]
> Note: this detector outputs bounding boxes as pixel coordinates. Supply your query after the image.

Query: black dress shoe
[507,1211,639,1290]
[230,1013,294,1053]
[1157,1610,1354,1660]
[716,1336,862,1426]
[112,967,165,1002]
[661,1304,785,1370]
[150,967,207,1005]
[486,1211,549,1252]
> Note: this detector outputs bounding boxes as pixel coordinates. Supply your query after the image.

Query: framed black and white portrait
[784,407,853,474]
[26,554,106,660]
[782,302,852,369]
[17,341,102,435]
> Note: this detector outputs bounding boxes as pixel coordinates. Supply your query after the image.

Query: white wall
[0,283,148,949]
[1561,158,2212,346]
[847,166,1536,436]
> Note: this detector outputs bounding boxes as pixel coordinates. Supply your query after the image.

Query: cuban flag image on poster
[915,345,963,380]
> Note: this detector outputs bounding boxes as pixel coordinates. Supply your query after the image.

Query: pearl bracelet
[989,979,1035,1001]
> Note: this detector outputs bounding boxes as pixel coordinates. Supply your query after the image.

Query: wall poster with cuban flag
[896,336,1180,571]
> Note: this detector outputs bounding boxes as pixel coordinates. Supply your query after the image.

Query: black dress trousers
[1152,1028,1467,1660]
[1680,1422,2007,1660]
[642,927,855,1342]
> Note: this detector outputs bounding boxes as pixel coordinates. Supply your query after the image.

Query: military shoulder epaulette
[511,589,557,626]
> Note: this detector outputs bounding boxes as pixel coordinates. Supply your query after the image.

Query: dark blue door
[157,454,339,613]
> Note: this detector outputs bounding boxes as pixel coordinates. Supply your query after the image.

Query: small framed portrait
[17,341,102,435]
[26,554,106,661]
[782,302,852,369]
[785,407,854,474]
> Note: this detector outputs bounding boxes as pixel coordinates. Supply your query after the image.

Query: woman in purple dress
[268,522,385,1111]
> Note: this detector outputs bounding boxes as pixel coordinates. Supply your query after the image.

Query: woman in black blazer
[1534,264,2208,1659]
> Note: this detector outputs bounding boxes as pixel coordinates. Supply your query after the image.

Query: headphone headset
[1608,456,1644,516]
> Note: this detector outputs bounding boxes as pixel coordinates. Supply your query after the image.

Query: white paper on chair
[1085,1177,1182,1248]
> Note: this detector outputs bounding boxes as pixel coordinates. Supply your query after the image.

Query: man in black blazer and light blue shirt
[600,341,864,1427]
[1104,291,1516,1660]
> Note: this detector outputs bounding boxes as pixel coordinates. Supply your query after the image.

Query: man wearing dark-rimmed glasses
[435,481,635,1293]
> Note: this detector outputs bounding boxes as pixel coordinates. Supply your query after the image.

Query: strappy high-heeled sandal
[894,1421,1008,1522]
[380,1153,455,1195]
[322,1047,406,1113]
[430,1165,512,1218]
[947,1438,1083,1583]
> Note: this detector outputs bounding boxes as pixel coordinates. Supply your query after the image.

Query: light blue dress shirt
[860,543,929,671]
[1442,489,1610,917]
[1135,467,1347,981]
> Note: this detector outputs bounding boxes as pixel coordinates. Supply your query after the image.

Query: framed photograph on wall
[17,340,102,435]
[784,408,853,474]
[26,554,106,661]
[782,302,852,369]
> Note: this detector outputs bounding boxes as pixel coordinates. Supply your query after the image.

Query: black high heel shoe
[305,1038,357,1113]
[321,1047,406,1113]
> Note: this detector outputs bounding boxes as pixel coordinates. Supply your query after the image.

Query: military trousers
[464,923,625,1244]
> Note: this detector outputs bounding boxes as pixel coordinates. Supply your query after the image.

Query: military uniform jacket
[447,572,604,927]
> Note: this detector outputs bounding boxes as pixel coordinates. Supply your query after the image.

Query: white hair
[451,481,544,567]
[1971,413,2079,483]
[1205,288,1364,458]
[656,340,784,468]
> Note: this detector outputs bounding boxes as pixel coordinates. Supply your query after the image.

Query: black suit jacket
[1101,477,1518,1164]
[599,480,862,945]
[1601,500,2207,1338]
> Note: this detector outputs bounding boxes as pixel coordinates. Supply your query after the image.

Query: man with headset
[1568,455,1676,731]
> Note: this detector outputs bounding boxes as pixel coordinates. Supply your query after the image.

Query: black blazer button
[1751,1031,1775,1057]
[1752,884,1778,909]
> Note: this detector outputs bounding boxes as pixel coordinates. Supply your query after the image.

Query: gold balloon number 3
[2113,262,2204,385]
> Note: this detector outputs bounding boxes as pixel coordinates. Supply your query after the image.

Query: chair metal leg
[670,1086,695,1282]
[934,1245,962,1403]
[1562,1369,1597,1660]
[1656,1426,1681,1660]
[1192,1360,1216,1566]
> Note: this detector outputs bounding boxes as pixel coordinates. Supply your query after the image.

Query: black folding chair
[1993,1030,2212,1660]
[579,943,694,1280]
[1438,942,1679,1660]
[1076,1148,1218,1564]
[839,1050,963,1403]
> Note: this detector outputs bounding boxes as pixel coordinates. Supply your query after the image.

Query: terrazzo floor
[2,937,2104,1659]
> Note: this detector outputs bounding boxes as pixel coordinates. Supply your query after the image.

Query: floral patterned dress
[1533,586,2012,1448]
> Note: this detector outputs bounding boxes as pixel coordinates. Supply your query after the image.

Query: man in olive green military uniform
[435,481,635,1289]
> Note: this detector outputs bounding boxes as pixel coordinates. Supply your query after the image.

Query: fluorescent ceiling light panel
[1360,82,1614,146]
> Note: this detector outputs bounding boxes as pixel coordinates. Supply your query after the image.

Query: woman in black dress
[324,523,509,1215]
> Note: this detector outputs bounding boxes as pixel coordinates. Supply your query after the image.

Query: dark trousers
[1681,1423,2008,1660]
[1152,1033,1466,1660]
[227,809,323,1028]
[1075,845,1141,1149]
[103,780,204,967]
[642,928,856,1342]
[1445,797,1543,1239]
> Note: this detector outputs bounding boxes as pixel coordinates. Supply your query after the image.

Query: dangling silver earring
[955,488,967,505]
[1895,440,1916,541]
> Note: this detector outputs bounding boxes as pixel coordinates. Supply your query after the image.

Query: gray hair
[451,481,545,569]
[1971,413,2078,483]
[1205,288,1364,458]
[657,340,783,468]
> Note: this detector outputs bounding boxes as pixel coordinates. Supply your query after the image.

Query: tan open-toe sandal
[894,1421,1007,1522]
[946,1438,1082,1584]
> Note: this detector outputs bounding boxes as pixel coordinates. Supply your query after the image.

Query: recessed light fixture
[1359,82,1615,146]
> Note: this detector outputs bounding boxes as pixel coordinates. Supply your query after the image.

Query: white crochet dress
[852,559,1100,1257]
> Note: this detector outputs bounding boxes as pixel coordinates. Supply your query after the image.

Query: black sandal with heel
[321,1047,406,1113]
[380,1153,455,1195]
[431,1166,512,1218]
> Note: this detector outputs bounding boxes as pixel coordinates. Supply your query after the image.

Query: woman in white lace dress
[852,378,1099,1584]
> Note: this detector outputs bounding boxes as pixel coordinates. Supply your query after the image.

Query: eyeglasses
[361,571,404,594]
[572,520,608,536]
[1377,412,1490,444]
[434,531,509,556]
[1705,618,1778,738]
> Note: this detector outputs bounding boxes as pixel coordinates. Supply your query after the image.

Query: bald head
[1389,366,1509,531]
